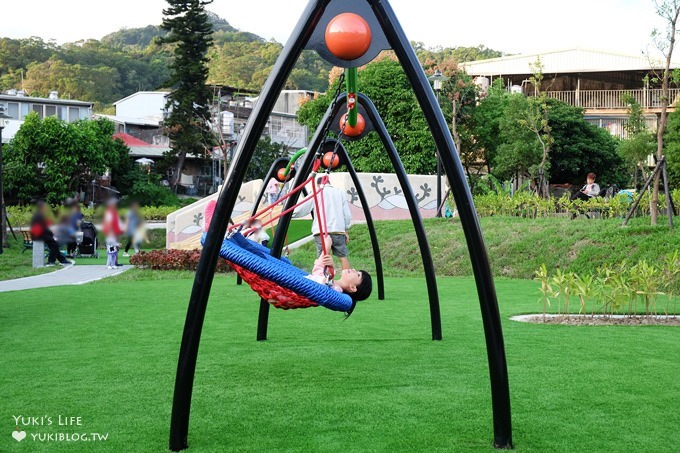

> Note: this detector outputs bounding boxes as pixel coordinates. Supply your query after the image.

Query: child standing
[102,198,123,268]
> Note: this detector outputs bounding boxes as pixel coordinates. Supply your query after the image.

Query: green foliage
[161,0,214,186]
[3,114,129,204]
[618,95,656,187]
[298,59,437,174]
[245,136,288,181]
[478,85,625,186]
[664,107,680,187]
[413,43,503,64]
[128,178,180,207]
[535,252,679,317]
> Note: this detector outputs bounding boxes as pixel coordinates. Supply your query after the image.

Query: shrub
[130,249,231,273]
[128,181,180,207]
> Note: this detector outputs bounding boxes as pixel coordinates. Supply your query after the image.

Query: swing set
[170,0,513,450]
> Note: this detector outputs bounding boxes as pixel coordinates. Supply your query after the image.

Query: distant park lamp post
[428,69,448,217]
[0,104,12,254]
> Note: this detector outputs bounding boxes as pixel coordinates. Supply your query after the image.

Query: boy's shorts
[314,233,348,258]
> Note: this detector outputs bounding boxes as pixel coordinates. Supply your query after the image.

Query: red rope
[228,174,315,232]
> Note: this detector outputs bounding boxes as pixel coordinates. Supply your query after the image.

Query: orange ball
[340,113,366,137]
[324,13,372,60]
[322,152,341,169]
[276,168,289,182]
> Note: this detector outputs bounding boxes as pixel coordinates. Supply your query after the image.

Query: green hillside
[0,11,502,110]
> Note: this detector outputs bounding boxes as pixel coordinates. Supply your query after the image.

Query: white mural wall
[166,173,446,250]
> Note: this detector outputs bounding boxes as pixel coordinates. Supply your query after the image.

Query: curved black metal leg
[325,138,385,299]
[168,1,328,450]
[368,0,512,447]
[358,94,441,339]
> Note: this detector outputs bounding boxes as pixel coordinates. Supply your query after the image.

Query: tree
[297,58,437,174]
[3,114,130,204]
[161,0,214,189]
[245,137,287,182]
[650,0,680,223]
[618,94,656,187]
[664,108,680,187]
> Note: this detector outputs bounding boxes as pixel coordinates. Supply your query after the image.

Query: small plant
[535,264,553,319]
[573,273,595,315]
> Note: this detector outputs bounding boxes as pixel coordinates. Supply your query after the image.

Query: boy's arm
[292,197,314,218]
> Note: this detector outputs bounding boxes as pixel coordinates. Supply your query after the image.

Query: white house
[0,90,93,143]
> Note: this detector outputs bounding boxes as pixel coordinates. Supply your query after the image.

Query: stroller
[76,221,99,258]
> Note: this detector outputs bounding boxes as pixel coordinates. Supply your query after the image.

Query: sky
[1,0,667,56]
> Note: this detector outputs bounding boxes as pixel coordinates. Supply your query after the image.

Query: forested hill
[0,11,502,111]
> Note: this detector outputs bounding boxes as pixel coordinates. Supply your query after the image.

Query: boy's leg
[330,234,351,270]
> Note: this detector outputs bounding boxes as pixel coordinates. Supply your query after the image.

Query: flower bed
[130,249,231,272]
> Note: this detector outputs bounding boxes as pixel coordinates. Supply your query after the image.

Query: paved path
[0,265,132,293]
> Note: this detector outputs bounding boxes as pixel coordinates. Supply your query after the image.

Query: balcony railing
[535,88,680,110]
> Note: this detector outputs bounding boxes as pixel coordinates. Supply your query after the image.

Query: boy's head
[587,172,596,183]
[338,268,372,302]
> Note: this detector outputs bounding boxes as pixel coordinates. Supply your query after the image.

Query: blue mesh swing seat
[206,233,353,312]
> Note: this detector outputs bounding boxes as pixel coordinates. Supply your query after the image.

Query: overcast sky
[1,0,667,56]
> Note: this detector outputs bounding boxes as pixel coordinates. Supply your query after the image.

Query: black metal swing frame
[169,0,513,450]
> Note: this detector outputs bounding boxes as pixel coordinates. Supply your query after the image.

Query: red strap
[229,174,314,232]
[311,174,334,280]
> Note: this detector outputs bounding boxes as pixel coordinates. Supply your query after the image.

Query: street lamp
[428,69,448,217]
[0,104,12,254]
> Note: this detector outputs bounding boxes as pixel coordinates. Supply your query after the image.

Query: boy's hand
[344,231,350,244]
[322,234,332,251]
[320,254,334,267]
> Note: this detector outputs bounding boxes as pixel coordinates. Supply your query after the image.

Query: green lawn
[0,237,56,280]
[1,273,679,452]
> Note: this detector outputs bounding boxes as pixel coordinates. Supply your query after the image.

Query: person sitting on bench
[571,172,600,202]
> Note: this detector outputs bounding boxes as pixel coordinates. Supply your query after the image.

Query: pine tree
[161,0,214,188]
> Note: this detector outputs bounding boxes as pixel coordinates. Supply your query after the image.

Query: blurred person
[243,218,270,247]
[29,201,72,266]
[67,201,84,257]
[266,177,280,205]
[123,202,142,257]
[102,198,123,267]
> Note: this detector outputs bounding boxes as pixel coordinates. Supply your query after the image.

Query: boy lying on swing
[306,234,372,303]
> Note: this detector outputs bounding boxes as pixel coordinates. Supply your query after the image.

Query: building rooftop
[113,132,170,157]
[112,91,170,106]
[462,48,680,76]
[0,93,93,107]
[98,113,161,127]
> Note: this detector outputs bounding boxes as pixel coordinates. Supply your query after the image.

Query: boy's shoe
[122,253,130,257]
[115,263,125,268]
[107,266,113,269]
[45,263,56,267]
[58,260,73,266]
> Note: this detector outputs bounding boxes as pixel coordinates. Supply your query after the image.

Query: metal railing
[536,88,680,110]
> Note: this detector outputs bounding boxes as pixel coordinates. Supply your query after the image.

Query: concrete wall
[165,173,445,250]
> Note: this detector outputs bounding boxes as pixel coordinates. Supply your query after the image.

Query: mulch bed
[510,314,680,326]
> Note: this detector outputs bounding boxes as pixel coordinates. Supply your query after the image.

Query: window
[80,107,90,119]
[7,102,19,119]
[21,103,30,119]
[32,104,43,118]
[68,107,79,122]
[57,106,66,121]
[45,105,56,117]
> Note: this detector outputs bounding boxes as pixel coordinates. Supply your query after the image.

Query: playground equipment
[170,0,512,450]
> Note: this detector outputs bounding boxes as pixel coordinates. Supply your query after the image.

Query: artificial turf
[1,275,679,452]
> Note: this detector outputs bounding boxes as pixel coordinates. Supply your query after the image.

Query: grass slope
[291,216,680,279]
[1,274,679,452]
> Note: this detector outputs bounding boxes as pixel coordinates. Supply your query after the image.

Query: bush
[130,249,231,272]
[128,180,180,207]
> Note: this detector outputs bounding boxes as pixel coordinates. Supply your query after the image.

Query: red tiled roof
[113,132,155,147]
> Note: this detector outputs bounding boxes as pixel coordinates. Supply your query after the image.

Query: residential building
[462,48,680,138]
[0,90,93,143]
[98,91,169,145]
